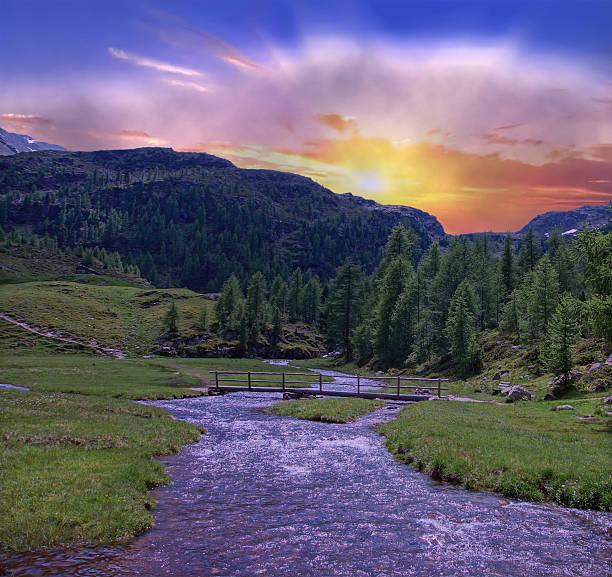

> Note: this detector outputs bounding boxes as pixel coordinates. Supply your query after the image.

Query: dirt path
[0,313,126,358]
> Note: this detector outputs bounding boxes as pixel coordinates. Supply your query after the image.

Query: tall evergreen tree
[501,234,515,298]
[445,280,479,376]
[162,302,180,335]
[302,276,322,325]
[245,271,267,340]
[288,268,303,321]
[388,275,419,365]
[542,295,580,379]
[216,273,243,329]
[324,261,363,362]
[517,226,541,276]
[527,255,560,338]
[375,257,410,364]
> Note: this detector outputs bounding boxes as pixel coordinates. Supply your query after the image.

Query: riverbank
[379,397,612,510]
[0,355,205,552]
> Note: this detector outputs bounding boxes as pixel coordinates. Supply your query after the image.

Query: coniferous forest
[0,148,443,290]
[212,222,611,383]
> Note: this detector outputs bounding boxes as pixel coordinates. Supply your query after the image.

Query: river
[2,370,611,576]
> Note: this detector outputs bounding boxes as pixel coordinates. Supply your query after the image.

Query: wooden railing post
[282,373,286,392]
[215,371,219,390]
[319,373,323,393]
[437,378,441,398]
[397,375,401,398]
[357,375,360,396]
[248,372,252,391]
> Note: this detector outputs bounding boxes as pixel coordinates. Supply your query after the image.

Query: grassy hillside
[0,278,324,358]
[0,280,216,356]
[0,245,147,287]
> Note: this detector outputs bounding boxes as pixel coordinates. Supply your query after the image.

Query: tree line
[204,222,611,380]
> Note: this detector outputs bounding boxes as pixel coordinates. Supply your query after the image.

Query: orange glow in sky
[2,8,611,233]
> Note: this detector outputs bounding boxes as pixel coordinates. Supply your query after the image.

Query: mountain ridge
[0,126,65,156]
[0,147,444,290]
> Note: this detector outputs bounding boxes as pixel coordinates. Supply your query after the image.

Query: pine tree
[238,307,248,354]
[162,302,180,335]
[542,295,580,380]
[501,234,515,298]
[500,289,522,339]
[375,257,410,364]
[216,273,243,329]
[527,255,560,338]
[473,235,495,330]
[271,305,283,345]
[577,228,612,344]
[383,225,415,263]
[517,226,541,276]
[324,261,363,362]
[388,275,419,365]
[269,275,289,316]
[245,271,267,340]
[288,268,303,321]
[445,280,479,376]
[197,306,208,331]
[302,276,322,325]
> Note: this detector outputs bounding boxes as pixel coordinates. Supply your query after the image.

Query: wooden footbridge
[209,371,448,402]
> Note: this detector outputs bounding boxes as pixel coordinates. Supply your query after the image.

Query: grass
[0,389,203,551]
[0,354,208,552]
[379,398,612,510]
[157,357,333,389]
[269,397,384,423]
[0,280,217,355]
[0,354,332,551]
[0,355,203,399]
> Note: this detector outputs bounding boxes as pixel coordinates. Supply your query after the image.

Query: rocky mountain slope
[0,127,65,156]
[516,202,611,236]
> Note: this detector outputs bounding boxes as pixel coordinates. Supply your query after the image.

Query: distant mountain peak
[516,202,611,237]
[0,126,65,155]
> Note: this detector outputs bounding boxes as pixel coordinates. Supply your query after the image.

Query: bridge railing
[209,371,449,398]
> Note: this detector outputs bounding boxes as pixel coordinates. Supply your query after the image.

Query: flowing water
[2,370,611,576]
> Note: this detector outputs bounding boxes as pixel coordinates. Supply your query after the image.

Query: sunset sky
[1,0,611,233]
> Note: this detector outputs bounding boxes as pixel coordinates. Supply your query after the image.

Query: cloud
[318,113,357,133]
[148,10,262,71]
[1,113,54,127]
[5,34,611,232]
[165,79,208,93]
[108,47,203,77]
[114,129,162,145]
[480,133,544,146]
[493,123,525,132]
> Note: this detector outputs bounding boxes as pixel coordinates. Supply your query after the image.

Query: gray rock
[551,370,581,386]
[589,362,603,373]
[604,396,612,405]
[376,371,384,376]
[588,381,608,393]
[606,355,612,366]
[507,385,532,400]
[553,404,574,411]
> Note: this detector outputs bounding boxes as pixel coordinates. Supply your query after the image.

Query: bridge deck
[212,385,430,402]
